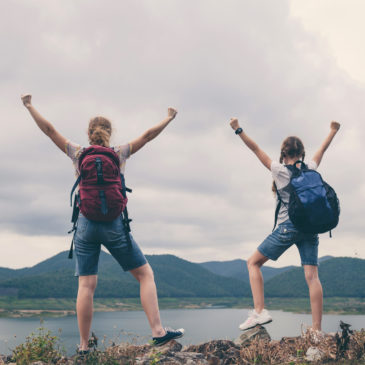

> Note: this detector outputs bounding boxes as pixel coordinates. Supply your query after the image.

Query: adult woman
[21,94,184,351]
[229,117,340,339]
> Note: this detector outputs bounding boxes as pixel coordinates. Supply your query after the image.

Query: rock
[136,350,208,364]
[134,340,183,364]
[108,343,151,360]
[185,339,238,357]
[206,354,220,365]
[174,352,208,364]
[234,325,271,346]
[305,346,325,362]
[157,340,183,354]
[184,340,241,364]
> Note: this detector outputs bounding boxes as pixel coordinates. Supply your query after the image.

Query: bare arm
[312,121,341,167]
[129,107,177,155]
[21,94,67,153]
[229,118,272,170]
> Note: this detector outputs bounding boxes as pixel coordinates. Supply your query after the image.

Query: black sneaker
[77,349,90,359]
[151,327,185,346]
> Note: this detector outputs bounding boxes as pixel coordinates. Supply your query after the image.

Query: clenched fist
[167,107,178,120]
[230,118,240,130]
[21,94,32,108]
[330,121,341,131]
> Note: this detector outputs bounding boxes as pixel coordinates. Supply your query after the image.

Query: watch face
[235,128,243,135]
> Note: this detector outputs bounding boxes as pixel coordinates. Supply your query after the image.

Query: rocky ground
[1,322,364,364]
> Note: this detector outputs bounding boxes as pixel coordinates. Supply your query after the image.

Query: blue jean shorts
[257,220,319,266]
[74,214,147,276]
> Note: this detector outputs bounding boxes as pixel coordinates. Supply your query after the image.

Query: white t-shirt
[271,160,318,225]
[65,140,131,176]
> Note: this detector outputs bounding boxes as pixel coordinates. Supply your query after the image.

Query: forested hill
[264,257,365,297]
[0,252,251,299]
[199,256,333,282]
[0,253,363,299]
[199,259,295,282]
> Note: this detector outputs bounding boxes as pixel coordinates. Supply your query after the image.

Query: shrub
[12,326,63,364]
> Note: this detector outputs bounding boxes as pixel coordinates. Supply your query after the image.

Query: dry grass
[238,327,365,364]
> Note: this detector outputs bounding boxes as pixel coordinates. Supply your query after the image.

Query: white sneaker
[239,309,273,331]
[301,324,325,345]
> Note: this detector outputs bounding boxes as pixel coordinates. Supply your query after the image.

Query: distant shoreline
[1,296,364,318]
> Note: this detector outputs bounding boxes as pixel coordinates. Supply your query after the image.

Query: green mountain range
[199,255,333,282]
[0,253,363,299]
[264,257,365,298]
[0,252,251,299]
[199,259,295,282]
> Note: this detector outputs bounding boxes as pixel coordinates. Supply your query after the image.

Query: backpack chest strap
[95,157,104,184]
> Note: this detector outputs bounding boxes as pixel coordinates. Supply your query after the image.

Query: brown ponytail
[272,136,305,194]
[88,116,112,147]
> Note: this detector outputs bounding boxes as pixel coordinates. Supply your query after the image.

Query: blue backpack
[274,161,340,235]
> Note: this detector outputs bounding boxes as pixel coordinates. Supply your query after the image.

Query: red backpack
[73,146,127,221]
[68,145,132,258]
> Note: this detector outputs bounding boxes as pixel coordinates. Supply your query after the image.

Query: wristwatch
[235,127,243,135]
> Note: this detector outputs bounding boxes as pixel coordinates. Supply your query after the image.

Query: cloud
[0,0,364,268]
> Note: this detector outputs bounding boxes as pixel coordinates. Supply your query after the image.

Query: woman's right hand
[21,94,32,108]
[230,117,240,130]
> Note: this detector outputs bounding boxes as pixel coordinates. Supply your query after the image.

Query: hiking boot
[239,309,272,331]
[151,327,185,346]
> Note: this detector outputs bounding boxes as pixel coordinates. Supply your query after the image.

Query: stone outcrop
[234,324,271,346]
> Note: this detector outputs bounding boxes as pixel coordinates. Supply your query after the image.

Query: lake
[1,308,365,356]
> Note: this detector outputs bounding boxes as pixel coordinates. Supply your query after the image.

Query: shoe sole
[153,334,184,347]
[239,319,273,331]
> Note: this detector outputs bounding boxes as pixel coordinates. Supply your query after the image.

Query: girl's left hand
[230,118,240,130]
[21,94,32,108]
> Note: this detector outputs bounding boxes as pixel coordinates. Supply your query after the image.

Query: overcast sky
[1,0,364,269]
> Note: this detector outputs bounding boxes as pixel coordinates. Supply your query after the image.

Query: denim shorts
[74,214,147,276]
[257,220,319,266]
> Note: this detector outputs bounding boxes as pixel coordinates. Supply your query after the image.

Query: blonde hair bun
[88,116,112,147]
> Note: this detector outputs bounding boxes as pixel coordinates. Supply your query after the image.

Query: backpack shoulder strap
[78,146,94,167]
[120,173,133,251]
[70,175,81,206]
[272,191,282,232]
[120,173,132,197]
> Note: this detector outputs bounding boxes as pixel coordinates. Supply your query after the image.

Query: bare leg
[76,275,98,351]
[247,250,269,313]
[130,263,165,337]
[304,265,323,331]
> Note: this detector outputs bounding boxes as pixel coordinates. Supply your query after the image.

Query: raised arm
[21,94,67,153]
[229,118,272,170]
[129,107,177,155]
[312,121,341,167]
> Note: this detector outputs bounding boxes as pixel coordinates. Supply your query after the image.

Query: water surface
[1,308,364,356]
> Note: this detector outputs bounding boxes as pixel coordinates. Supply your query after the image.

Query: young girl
[229,117,340,338]
[21,94,184,352]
